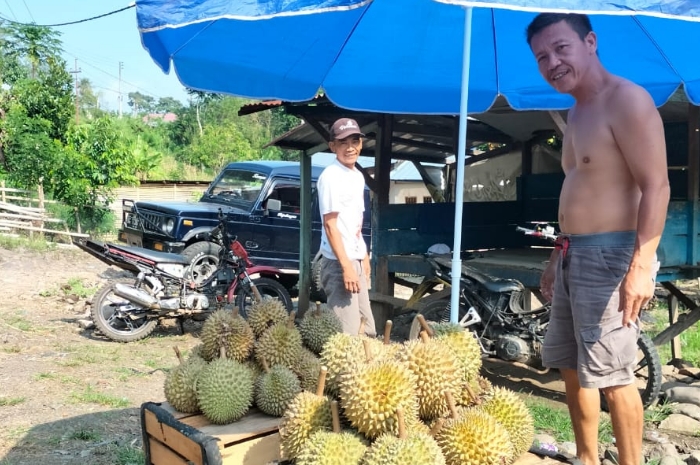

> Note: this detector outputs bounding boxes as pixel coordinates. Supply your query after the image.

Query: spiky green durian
[187,343,206,362]
[339,359,419,439]
[361,431,446,465]
[296,429,368,465]
[479,387,535,461]
[299,303,343,354]
[196,358,254,424]
[292,347,323,392]
[247,296,289,338]
[254,316,303,369]
[435,407,514,465]
[279,391,334,460]
[431,322,483,382]
[458,375,493,407]
[319,332,384,397]
[200,309,254,362]
[255,363,302,417]
[164,356,206,414]
[396,338,462,421]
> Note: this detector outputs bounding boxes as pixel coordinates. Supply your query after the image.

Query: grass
[0,397,26,407]
[40,277,98,299]
[525,398,613,444]
[643,296,700,366]
[68,428,102,441]
[70,385,130,408]
[0,234,58,252]
[2,313,34,332]
[114,444,145,465]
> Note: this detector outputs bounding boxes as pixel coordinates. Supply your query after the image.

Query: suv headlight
[163,218,175,234]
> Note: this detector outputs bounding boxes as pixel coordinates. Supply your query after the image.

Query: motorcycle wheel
[235,277,294,319]
[408,298,464,340]
[90,280,158,343]
[182,242,221,285]
[600,332,662,411]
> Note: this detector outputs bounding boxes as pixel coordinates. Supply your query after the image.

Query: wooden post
[668,294,682,360]
[297,150,312,318]
[37,182,45,239]
[370,114,394,332]
[1,180,5,203]
[688,104,700,266]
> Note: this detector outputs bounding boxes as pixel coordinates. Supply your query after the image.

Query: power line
[2,0,16,20]
[0,3,135,27]
[20,0,34,23]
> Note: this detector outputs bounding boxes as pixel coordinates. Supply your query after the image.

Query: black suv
[118,160,371,292]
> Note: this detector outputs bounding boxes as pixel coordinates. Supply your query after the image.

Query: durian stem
[251,282,263,303]
[220,345,227,359]
[315,301,322,317]
[330,401,341,433]
[261,357,270,373]
[419,330,430,343]
[232,306,240,317]
[287,311,297,328]
[316,366,328,396]
[173,346,184,365]
[464,382,480,405]
[362,338,374,362]
[416,314,434,338]
[429,418,445,437]
[358,316,366,335]
[445,391,458,419]
[383,320,393,344]
[396,407,407,440]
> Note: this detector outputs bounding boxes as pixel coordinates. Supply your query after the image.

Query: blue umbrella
[135,0,700,323]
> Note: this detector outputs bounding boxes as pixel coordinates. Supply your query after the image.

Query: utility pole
[69,58,81,124]
[118,61,124,118]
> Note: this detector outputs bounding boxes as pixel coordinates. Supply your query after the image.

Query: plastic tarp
[135,0,700,114]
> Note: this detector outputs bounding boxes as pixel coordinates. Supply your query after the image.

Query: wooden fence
[0,180,88,242]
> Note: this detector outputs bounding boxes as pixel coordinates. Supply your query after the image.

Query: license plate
[122,233,143,248]
[154,243,163,251]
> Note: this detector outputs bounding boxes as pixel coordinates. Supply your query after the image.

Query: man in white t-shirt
[317,117,376,337]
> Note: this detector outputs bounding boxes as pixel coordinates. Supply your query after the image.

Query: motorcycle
[406,224,663,410]
[76,210,294,343]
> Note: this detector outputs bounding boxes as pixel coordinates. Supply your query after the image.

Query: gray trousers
[319,256,377,337]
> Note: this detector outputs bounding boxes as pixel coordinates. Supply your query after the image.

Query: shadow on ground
[0,408,145,465]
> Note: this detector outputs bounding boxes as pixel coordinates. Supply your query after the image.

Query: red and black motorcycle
[77,210,293,342]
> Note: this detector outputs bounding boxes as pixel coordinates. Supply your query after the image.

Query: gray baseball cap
[330,118,364,140]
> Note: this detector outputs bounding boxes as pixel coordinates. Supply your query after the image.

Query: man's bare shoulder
[607,77,658,117]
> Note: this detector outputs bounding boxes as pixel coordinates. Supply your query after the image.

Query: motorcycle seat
[109,244,190,264]
[462,265,524,293]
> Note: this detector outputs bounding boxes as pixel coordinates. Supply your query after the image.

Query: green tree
[1,22,62,79]
[154,96,182,114]
[127,91,155,114]
[77,78,105,120]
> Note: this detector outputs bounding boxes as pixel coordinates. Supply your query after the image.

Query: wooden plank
[220,432,281,465]
[548,110,567,137]
[0,212,63,222]
[179,410,281,443]
[668,294,682,359]
[148,438,191,465]
[0,201,45,213]
[155,401,202,421]
[297,151,312,317]
[0,221,88,238]
[144,409,204,465]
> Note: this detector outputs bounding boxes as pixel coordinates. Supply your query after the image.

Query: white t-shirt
[317,159,367,261]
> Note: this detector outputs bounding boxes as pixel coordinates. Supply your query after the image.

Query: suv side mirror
[266,198,282,213]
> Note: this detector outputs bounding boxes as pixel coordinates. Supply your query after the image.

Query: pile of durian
[164,296,535,465]
[163,296,341,424]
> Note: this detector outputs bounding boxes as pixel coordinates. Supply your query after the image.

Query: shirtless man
[527,13,670,465]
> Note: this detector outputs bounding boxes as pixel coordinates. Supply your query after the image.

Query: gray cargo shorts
[542,231,658,389]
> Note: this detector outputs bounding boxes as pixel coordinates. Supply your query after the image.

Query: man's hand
[362,256,371,286]
[619,264,654,327]
[539,263,556,303]
[343,263,361,294]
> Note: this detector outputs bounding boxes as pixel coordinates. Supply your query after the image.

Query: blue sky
[0,0,191,112]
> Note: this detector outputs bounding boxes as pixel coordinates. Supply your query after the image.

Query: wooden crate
[140,401,283,465]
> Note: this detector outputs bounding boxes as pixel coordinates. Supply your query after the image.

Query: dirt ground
[1,244,700,465]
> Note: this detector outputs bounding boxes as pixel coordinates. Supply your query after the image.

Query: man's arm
[611,82,670,323]
[323,212,361,293]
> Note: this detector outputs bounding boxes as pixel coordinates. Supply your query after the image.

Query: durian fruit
[320,327,384,397]
[299,302,343,354]
[339,340,420,439]
[254,312,303,369]
[244,359,264,385]
[200,309,254,362]
[435,392,514,465]
[396,331,462,421]
[279,366,334,460]
[458,375,493,407]
[296,400,368,465]
[479,386,535,461]
[247,295,289,338]
[196,352,254,424]
[431,321,483,382]
[361,407,446,465]
[254,357,302,417]
[187,343,206,362]
[164,346,206,414]
[293,347,323,392]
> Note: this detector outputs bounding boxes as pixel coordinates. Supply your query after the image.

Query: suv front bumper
[118,229,186,254]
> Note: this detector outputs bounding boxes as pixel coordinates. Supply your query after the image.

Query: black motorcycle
[77,210,293,343]
[406,228,662,410]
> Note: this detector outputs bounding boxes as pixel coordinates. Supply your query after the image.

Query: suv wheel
[182,241,222,284]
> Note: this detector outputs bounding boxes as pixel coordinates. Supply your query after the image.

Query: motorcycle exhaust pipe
[113,283,160,309]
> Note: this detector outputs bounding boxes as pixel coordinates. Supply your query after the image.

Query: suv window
[263,179,302,214]
[207,169,268,209]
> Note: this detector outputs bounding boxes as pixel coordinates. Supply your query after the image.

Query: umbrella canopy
[136,0,700,114]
